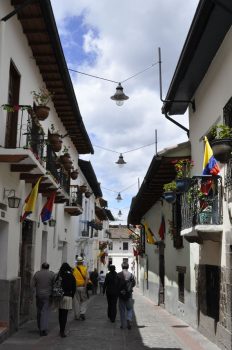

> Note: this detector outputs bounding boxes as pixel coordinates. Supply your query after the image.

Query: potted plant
[60,145,71,164]
[85,190,92,198]
[163,181,176,203]
[79,184,87,193]
[209,124,232,163]
[31,87,53,120]
[70,168,79,180]
[49,124,63,152]
[172,158,194,192]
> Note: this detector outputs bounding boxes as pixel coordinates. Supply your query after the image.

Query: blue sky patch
[59,15,98,67]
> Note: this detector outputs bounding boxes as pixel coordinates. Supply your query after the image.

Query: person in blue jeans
[118,262,135,330]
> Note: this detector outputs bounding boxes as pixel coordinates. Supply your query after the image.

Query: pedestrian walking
[90,268,99,295]
[73,256,89,320]
[56,263,76,337]
[118,262,136,330]
[103,265,119,322]
[98,270,105,294]
[32,262,55,336]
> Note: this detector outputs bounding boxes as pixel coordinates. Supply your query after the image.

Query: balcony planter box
[163,191,176,204]
[210,139,232,163]
[176,178,192,193]
[34,106,50,120]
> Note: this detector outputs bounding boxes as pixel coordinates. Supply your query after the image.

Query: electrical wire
[101,182,137,194]
[93,141,156,155]
[68,61,159,86]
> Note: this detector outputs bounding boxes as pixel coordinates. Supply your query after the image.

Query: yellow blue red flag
[202,137,220,175]
[21,177,42,222]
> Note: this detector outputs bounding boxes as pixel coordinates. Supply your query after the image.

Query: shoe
[40,330,48,336]
[127,320,132,330]
[80,314,86,320]
[60,332,67,338]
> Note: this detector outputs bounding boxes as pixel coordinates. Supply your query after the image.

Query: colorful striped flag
[41,191,56,223]
[202,137,220,175]
[21,177,43,222]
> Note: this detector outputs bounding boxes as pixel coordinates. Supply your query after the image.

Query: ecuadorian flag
[202,137,220,175]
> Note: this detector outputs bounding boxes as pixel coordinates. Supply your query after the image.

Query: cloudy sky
[50,0,199,223]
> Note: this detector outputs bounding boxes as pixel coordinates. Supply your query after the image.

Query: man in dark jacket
[90,268,99,295]
[32,262,55,336]
[103,265,119,322]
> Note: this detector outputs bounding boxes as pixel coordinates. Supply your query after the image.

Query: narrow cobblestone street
[0,289,220,350]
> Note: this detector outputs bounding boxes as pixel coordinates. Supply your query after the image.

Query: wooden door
[5,62,20,148]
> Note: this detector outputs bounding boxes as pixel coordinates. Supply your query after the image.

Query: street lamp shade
[115,153,126,166]
[111,83,129,106]
[118,209,122,216]
[116,192,123,201]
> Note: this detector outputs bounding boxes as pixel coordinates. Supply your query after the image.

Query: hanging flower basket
[176,178,192,193]
[63,160,73,171]
[34,105,50,120]
[79,185,87,193]
[70,169,78,180]
[60,153,71,164]
[210,139,232,163]
[163,191,176,204]
[50,140,63,153]
[85,191,92,198]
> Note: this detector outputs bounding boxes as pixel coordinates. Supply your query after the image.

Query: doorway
[5,61,21,148]
[158,242,165,305]
[19,220,34,323]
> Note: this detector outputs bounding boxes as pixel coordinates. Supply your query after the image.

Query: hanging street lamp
[115,153,127,166]
[116,192,123,201]
[111,83,129,106]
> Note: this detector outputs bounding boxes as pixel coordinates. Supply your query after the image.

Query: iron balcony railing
[46,144,70,194]
[225,158,232,189]
[181,175,223,230]
[69,186,83,207]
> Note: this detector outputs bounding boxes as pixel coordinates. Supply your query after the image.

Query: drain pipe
[158,47,191,138]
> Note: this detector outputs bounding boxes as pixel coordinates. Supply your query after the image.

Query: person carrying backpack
[118,261,136,330]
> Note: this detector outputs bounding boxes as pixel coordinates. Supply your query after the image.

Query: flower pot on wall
[63,160,73,171]
[176,178,192,193]
[51,140,63,152]
[85,191,92,198]
[70,170,78,180]
[34,106,50,120]
[79,185,87,193]
[211,139,232,163]
[60,153,71,164]
[163,191,176,204]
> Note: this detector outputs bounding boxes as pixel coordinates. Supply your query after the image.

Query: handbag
[52,275,64,299]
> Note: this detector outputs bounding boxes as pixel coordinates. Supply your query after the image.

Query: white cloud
[51,0,199,222]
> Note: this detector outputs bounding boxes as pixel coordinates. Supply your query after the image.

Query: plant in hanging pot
[209,124,232,163]
[172,158,194,192]
[163,181,177,203]
[31,87,54,121]
[70,168,79,180]
[79,184,87,193]
[85,190,92,198]
[48,124,63,152]
[60,145,71,164]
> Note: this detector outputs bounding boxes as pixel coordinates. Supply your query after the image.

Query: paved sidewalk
[0,289,220,350]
